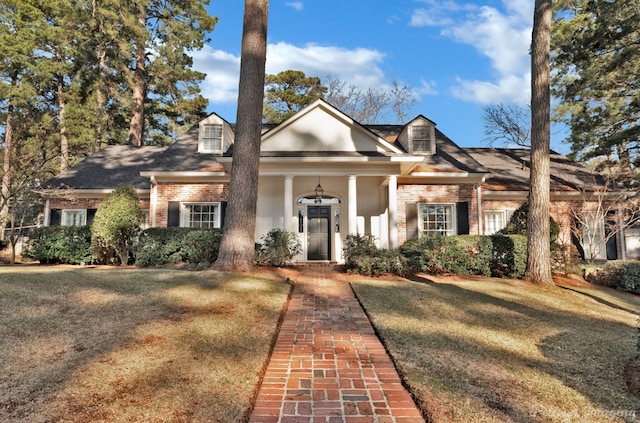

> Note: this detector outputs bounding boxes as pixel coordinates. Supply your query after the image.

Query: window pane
[413,125,430,152]
[419,203,453,236]
[186,203,219,228]
[202,124,223,152]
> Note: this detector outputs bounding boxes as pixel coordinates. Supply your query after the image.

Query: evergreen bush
[255,229,301,267]
[23,226,95,264]
[91,185,143,265]
[134,228,222,267]
[585,261,640,294]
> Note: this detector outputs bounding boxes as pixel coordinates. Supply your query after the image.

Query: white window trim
[61,209,87,226]
[180,202,221,228]
[418,203,456,236]
[484,210,507,235]
[198,123,223,154]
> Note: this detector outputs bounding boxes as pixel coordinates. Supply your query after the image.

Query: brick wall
[397,183,477,244]
[154,182,229,227]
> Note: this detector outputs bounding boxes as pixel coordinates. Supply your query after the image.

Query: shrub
[255,229,302,267]
[490,234,527,279]
[23,226,95,264]
[343,234,401,276]
[134,228,222,267]
[585,261,640,295]
[91,185,143,265]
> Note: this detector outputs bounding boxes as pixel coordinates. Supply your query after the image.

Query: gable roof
[45,145,166,190]
[467,148,605,191]
[258,99,405,156]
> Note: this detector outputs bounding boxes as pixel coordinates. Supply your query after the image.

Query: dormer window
[199,123,223,153]
[412,125,432,154]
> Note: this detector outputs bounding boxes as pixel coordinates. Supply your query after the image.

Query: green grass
[0,265,291,423]
[350,275,640,423]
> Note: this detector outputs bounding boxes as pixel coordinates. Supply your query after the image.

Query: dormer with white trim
[397,115,437,155]
[197,114,234,154]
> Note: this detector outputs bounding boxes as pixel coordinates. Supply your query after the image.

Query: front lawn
[351,275,640,423]
[0,266,291,423]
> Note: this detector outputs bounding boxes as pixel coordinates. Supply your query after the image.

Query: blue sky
[194,1,566,152]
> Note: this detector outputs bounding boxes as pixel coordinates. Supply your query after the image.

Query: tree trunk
[57,76,70,171]
[526,0,554,285]
[214,0,269,272]
[1,103,12,241]
[128,4,146,147]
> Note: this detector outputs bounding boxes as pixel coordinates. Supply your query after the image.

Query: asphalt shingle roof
[46,145,166,190]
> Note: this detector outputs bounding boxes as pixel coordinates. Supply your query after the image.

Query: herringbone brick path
[249,268,424,423]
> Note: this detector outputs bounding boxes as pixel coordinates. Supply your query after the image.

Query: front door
[307,206,330,260]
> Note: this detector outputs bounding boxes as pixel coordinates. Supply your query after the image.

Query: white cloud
[191,42,387,107]
[285,2,303,11]
[191,45,241,104]
[417,79,438,96]
[266,42,386,88]
[451,73,530,105]
[411,0,533,105]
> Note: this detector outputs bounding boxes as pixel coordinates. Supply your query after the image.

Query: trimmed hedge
[23,226,95,264]
[134,228,222,267]
[344,234,528,278]
[585,261,640,295]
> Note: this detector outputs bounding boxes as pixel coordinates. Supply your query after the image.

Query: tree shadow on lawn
[0,267,291,423]
[351,274,640,422]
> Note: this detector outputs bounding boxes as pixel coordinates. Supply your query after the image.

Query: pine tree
[214,0,269,271]
[263,70,327,124]
[526,0,554,285]
[553,0,640,175]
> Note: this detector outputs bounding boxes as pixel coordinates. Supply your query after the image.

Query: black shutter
[86,209,97,226]
[456,202,469,235]
[168,201,180,227]
[220,201,227,229]
[50,209,61,226]
[406,203,419,240]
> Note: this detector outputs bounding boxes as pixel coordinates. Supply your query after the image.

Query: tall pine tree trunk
[526,0,553,285]
[57,75,70,171]
[1,103,13,241]
[214,0,269,271]
[128,4,146,147]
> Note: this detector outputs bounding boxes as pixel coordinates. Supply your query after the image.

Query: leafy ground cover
[0,265,291,423]
[350,274,640,423]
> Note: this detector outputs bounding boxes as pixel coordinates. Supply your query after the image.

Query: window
[181,202,220,228]
[484,211,506,235]
[200,124,223,153]
[419,203,455,236]
[141,210,150,229]
[412,125,431,153]
[61,209,87,226]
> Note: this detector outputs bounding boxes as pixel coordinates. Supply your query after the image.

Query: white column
[43,199,51,226]
[388,175,398,248]
[284,175,293,231]
[348,175,357,234]
[476,184,483,235]
[150,176,157,228]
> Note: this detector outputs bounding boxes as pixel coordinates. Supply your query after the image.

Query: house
[42,99,631,262]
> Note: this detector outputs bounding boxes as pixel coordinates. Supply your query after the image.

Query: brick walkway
[249,267,425,423]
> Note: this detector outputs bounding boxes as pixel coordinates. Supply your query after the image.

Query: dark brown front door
[307,206,330,260]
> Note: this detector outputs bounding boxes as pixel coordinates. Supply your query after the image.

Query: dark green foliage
[500,202,560,242]
[23,226,95,264]
[263,70,327,124]
[490,235,528,279]
[344,234,528,279]
[134,228,222,267]
[91,185,143,265]
[255,229,302,267]
[343,234,401,277]
[585,261,640,295]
